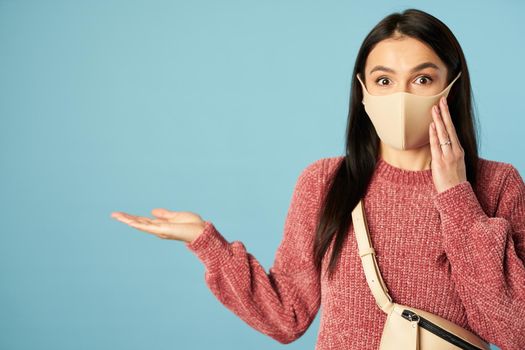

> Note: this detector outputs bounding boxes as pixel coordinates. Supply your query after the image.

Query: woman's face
[363,35,449,96]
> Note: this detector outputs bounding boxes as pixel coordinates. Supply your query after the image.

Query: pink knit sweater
[185,155,525,350]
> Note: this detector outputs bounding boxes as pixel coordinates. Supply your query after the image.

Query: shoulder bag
[351,199,491,350]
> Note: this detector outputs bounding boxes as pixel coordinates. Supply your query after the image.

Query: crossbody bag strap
[351,199,394,314]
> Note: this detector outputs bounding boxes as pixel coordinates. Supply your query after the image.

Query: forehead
[365,36,446,74]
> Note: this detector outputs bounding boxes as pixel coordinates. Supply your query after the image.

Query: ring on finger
[439,139,452,147]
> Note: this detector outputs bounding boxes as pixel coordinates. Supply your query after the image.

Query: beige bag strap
[351,199,394,314]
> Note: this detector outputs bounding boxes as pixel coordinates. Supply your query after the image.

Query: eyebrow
[369,62,440,75]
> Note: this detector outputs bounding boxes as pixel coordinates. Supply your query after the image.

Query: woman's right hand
[110,208,206,244]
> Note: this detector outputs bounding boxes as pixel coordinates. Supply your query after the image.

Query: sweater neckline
[374,156,433,186]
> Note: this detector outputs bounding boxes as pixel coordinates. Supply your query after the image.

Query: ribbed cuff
[185,221,233,271]
[431,180,512,278]
[432,181,488,228]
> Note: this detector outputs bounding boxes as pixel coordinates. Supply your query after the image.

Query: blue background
[1,1,522,349]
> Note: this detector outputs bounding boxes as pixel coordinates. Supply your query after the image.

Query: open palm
[110,208,205,243]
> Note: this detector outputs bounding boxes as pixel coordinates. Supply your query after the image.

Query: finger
[111,212,134,223]
[112,212,137,220]
[151,208,178,219]
[438,96,461,152]
[113,215,138,225]
[128,221,190,241]
[429,121,442,161]
[124,213,150,222]
[431,104,451,154]
[113,212,154,226]
[151,209,190,224]
[151,209,202,223]
[127,221,167,236]
[117,212,146,223]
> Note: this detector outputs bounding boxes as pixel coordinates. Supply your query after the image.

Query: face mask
[356,72,462,150]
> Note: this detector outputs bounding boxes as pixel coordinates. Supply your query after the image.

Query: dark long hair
[313,8,480,280]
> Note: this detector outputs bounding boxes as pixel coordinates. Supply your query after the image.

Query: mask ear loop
[446,71,462,90]
[443,71,462,103]
[355,73,370,104]
[356,73,366,91]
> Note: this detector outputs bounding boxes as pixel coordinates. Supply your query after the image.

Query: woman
[111,8,525,350]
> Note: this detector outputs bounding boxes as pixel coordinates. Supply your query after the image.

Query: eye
[374,75,434,87]
[415,75,433,85]
[375,77,391,86]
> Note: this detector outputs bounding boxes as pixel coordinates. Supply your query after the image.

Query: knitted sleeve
[432,164,525,350]
[184,159,324,344]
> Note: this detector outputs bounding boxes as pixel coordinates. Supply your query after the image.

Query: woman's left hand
[428,95,468,194]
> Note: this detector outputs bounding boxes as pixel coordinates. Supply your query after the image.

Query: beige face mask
[356,72,462,150]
